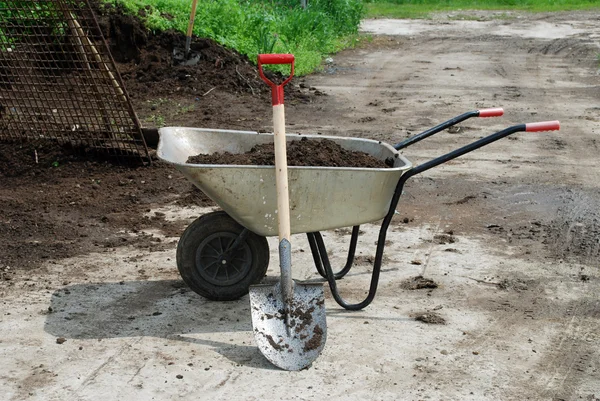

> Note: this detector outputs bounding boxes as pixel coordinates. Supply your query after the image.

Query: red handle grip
[257,54,295,106]
[258,54,295,65]
[525,120,560,132]
[478,108,504,117]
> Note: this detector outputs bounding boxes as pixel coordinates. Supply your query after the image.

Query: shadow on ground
[43,279,280,368]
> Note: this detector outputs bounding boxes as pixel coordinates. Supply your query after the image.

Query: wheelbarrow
[157,55,560,369]
[158,116,560,303]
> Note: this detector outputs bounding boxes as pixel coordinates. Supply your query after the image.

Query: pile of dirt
[91,1,312,103]
[187,137,393,168]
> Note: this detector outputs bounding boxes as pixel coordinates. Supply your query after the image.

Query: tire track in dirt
[536,298,600,400]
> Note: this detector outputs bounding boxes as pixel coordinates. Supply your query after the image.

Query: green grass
[102,0,363,75]
[364,0,600,18]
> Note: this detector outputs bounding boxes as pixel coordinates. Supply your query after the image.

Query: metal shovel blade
[172,47,201,66]
[249,281,326,371]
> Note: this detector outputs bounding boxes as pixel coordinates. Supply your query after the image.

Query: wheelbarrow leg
[307,226,360,280]
[314,178,405,311]
[318,120,560,311]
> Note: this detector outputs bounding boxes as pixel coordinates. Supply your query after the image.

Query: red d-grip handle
[258,54,295,106]
[258,54,294,65]
[478,108,504,117]
[525,120,560,132]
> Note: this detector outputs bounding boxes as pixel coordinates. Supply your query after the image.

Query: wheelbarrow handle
[394,107,504,150]
[403,120,560,180]
[526,120,560,132]
[257,54,295,106]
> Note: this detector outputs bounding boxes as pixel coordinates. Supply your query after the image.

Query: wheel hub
[195,232,253,286]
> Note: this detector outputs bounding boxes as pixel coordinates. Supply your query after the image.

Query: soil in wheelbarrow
[187,137,394,168]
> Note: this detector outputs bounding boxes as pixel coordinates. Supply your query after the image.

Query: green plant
[147,114,165,128]
[255,24,278,55]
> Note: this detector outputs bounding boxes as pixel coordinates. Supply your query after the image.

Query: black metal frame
[307,111,528,310]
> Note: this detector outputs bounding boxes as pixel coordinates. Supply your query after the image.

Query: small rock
[56,337,66,344]
[176,374,183,379]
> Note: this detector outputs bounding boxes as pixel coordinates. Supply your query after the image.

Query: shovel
[249,54,327,371]
[173,0,201,66]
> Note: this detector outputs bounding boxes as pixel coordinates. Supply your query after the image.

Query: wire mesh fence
[0,0,150,163]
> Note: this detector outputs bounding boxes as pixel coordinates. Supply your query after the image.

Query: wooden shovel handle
[186,0,199,38]
[272,104,291,242]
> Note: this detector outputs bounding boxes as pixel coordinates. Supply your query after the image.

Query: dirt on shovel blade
[187,137,393,168]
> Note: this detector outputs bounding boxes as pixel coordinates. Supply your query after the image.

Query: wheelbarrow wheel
[177,211,270,301]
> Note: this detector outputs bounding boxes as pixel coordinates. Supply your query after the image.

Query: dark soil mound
[187,138,392,168]
[91,1,311,102]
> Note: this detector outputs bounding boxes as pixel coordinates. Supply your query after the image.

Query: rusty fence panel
[0,0,150,163]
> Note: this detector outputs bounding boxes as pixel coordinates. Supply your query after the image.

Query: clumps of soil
[264,334,285,352]
[433,232,457,244]
[303,325,324,352]
[187,137,393,168]
[411,311,446,325]
[401,276,439,290]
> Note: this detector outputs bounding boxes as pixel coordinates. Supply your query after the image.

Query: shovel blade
[172,47,201,66]
[249,281,326,371]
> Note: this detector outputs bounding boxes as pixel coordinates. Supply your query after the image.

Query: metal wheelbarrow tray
[157,111,560,308]
[158,127,412,236]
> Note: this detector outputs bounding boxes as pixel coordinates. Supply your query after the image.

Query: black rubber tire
[176,211,270,301]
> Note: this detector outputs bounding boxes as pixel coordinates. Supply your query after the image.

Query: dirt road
[1,11,599,401]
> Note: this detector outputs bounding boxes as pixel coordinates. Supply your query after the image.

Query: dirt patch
[401,276,439,290]
[433,233,457,245]
[0,141,189,269]
[187,137,392,168]
[411,311,446,325]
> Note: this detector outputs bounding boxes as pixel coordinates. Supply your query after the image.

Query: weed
[147,114,165,128]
